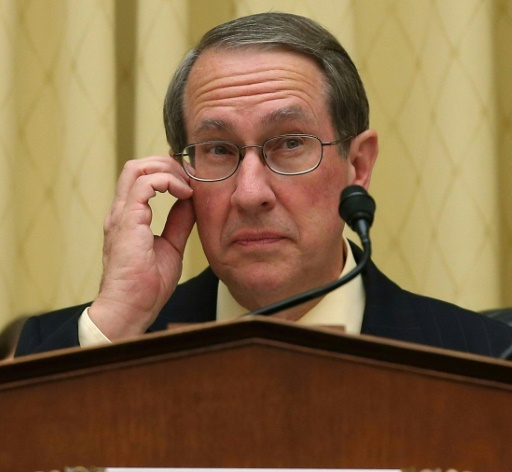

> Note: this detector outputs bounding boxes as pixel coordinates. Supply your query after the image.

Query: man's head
[163,12,378,311]
[164,12,369,157]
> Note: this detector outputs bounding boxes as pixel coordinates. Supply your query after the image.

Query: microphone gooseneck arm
[249,185,376,317]
[250,237,371,316]
[499,344,512,360]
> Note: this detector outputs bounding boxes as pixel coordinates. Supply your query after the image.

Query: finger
[115,156,188,202]
[106,171,193,234]
[126,172,193,205]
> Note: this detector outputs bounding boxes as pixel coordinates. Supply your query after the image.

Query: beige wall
[1,0,511,331]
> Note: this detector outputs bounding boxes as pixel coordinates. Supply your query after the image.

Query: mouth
[230,231,287,248]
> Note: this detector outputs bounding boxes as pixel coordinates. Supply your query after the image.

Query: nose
[230,147,276,213]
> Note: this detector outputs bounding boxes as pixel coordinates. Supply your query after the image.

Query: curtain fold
[0,0,17,324]
[1,0,511,332]
[495,0,512,307]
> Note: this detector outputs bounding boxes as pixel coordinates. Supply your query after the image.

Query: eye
[204,142,237,156]
[267,136,306,153]
[212,145,230,155]
[283,137,302,149]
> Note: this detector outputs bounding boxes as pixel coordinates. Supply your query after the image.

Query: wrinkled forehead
[183,47,330,132]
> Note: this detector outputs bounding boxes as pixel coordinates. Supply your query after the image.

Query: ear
[347,129,378,190]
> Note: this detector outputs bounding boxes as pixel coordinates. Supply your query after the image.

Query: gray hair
[163,12,369,157]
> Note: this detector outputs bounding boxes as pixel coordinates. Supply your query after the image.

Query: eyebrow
[261,106,313,126]
[192,119,234,137]
[192,106,314,138]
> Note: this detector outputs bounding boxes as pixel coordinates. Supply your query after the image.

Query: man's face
[184,48,365,309]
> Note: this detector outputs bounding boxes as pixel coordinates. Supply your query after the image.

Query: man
[15,12,512,358]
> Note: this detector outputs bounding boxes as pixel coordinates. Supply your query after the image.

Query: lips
[230,231,286,247]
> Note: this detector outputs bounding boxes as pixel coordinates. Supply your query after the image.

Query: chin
[228,262,297,302]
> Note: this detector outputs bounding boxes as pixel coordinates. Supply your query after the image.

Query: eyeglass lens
[181,135,323,181]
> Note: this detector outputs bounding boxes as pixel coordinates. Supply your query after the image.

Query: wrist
[88,296,156,341]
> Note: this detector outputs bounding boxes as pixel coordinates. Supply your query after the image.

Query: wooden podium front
[1,316,511,471]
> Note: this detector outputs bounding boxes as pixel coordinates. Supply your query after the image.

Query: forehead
[183,48,330,138]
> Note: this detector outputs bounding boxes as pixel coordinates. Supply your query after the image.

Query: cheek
[279,182,341,246]
[192,185,230,242]
[301,165,346,208]
[319,159,351,203]
[305,188,343,230]
[297,167,347,230]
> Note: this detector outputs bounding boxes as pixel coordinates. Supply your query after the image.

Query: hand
[88,156,196,340]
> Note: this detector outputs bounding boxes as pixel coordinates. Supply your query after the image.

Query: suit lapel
[350,242,428,345]
[147,267,218,332]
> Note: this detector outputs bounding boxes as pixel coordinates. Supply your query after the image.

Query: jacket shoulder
[354,237,512,358]
[14,303,90,357]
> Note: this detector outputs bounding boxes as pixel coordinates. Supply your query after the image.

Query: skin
[88,48,378,340]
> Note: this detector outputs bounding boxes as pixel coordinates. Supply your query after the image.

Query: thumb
[161,198,196,257]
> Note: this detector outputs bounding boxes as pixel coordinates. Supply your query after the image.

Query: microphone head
[339,185,376,231]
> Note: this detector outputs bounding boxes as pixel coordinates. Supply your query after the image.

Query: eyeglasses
[173,133,351,182]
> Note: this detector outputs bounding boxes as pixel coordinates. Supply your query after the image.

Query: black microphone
[249,185,376,316]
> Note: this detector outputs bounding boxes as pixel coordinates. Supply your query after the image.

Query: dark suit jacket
[15,243,512,358]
